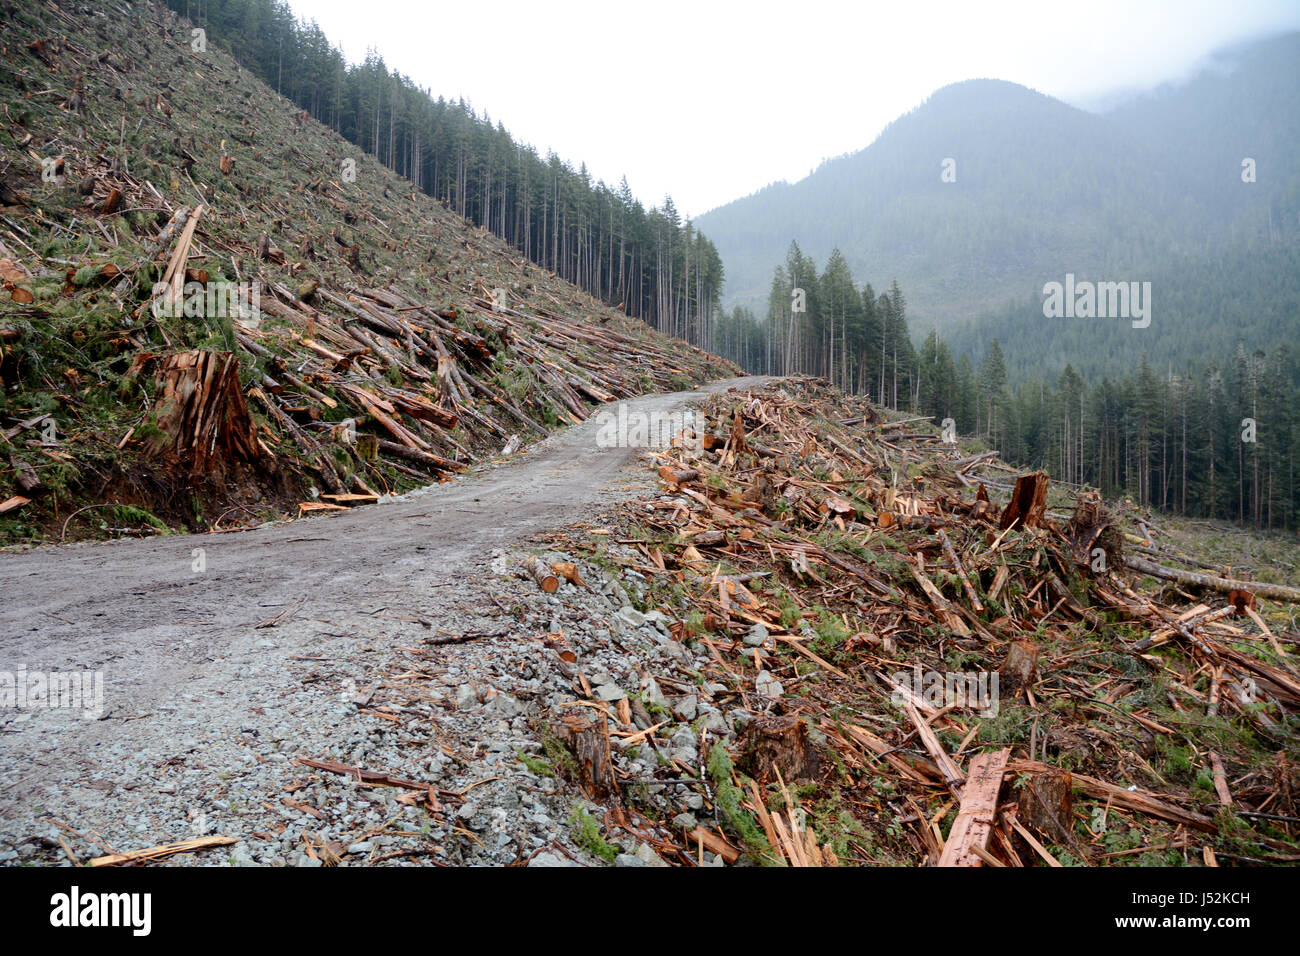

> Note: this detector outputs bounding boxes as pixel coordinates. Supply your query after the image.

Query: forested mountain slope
[0,0,736,543]
[159,0,726,352]
[697,32,1300,368]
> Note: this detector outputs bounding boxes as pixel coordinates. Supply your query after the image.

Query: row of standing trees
[715,242,919,407]
[166,0,723,348]
[984,347,1299,531]
[720,243,1300,531]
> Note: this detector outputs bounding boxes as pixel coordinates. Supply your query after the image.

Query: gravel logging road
[0,377,769,865]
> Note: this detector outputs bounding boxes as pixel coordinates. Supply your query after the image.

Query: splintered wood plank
[0,495,31,515]
[298,501,347,514]
[89,835,236,867]
[905,702,965,793]
[908,564,971,637]
[937,747,1010,867]
[320,493,380,505]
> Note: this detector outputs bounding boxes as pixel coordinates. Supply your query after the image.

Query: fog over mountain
[697,31,1300,381]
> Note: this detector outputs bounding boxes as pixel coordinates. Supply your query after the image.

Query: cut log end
[521,555,559,593]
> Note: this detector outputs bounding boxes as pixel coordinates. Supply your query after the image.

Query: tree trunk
[1123,554,1300,604]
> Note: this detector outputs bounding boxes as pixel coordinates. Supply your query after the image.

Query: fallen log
[1123,554,1300,604]
[1007,758,1216,832]
[521,555,560,593]
[375,438,460,473]
[937,748,1010,867]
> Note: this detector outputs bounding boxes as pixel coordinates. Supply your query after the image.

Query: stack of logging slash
[227,280,730,498]
[580,378,1300,867]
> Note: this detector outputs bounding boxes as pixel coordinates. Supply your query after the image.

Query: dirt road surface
[0,377,770,864]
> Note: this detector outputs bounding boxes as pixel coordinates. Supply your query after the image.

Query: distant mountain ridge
[697,31,1300,358]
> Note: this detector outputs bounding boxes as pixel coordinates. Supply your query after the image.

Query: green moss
[513,748,554,778]
[811,608,850,656]
[110,505,171,534]
[706,744,778,865]
[569,807,619,864]
[530,718,577,778]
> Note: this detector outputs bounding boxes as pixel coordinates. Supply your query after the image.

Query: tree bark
[1123,554,1300,604]
[148,351,262,477]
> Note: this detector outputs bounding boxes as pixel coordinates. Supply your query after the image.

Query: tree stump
[147,351,262,477]
[999,471,1050,531]
[1016,769,1075,849]
[999,640,1039,694]
[559,712,614,799]
[739,715,819,784]
[1067,491,1121,574]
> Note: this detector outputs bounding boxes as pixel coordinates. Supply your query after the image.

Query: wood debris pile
[595,379,1299,866]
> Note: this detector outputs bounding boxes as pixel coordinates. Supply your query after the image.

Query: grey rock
[595,683,627,703]
[672,695,697,721]
[528,851,576,867]
[614,853,649,867]
[728,708,752,730]
[744,622,769,646]
[230,844,256,866]
[697,710,729,735]
[634,843,671,867]
[616,606,646,628]
[488,692,522,717]
[755,671,783,699]
[643,677,669,710]
[455,684,478,709]
[670,726,697,750]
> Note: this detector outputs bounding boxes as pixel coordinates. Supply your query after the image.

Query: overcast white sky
[285,0,1300,218]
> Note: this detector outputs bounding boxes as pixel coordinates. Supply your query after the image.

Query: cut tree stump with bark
[739,714,820,784]
[1016,768,1075,849]
[1067,490,1121,573]
[999,640,1039,694]
[147,351,262,477]
[999,471,1050,531]
[559,711,615,800]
